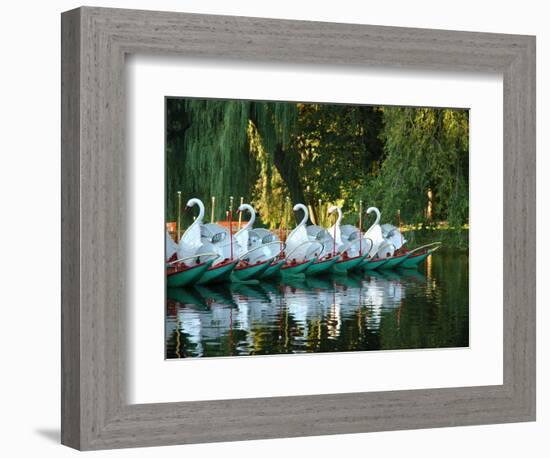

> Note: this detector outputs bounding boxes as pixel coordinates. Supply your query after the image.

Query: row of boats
[166,198,441,288]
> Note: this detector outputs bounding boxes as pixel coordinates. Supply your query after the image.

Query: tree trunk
[272,143,316,223]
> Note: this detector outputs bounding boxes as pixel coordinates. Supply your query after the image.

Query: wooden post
[238,196,243,230]
[211,196,215,223]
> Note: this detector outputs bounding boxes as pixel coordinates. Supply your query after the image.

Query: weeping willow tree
[166,99,254,224]
[361,107,469,228]
[166,99,297,226]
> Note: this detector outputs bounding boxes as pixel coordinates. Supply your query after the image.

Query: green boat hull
[361,257,390,270]
[231,260,271,282]
[196,260,238,285]
[305,256,340,276]
[259,259,285,279]
[281,258,316,276]
[166,260,213,288]
[400,251,431,269]
[378,253,411,269]
[331,254,367,274]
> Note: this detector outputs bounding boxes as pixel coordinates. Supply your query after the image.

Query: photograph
[164,97,470,359]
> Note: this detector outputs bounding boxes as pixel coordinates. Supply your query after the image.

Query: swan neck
[239,204,255,232]
[336,208,342,227]
[297,204,309,227]
[366,206,381,230]
[189,198,205,226]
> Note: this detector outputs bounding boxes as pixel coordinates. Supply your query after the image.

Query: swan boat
[360,207,441,270]
[282,204,324,276]
[177,198,239,285]
[232,203,285,281]
[165,231,217,287]
[326,205,369,274]
[291,204,340,276]
[360,207,397,270]
[398,242,442,268]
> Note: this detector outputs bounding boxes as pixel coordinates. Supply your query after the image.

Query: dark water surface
[165,249,469,358]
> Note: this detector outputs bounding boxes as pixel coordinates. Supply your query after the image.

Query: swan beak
[184,206,190,211]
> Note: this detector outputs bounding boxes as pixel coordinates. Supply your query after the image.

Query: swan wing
[234,228,249,255]
[286,224,309,253]
[177,223,203,259]
[328,223,344,246]
[381,223,398,237]
[388,230,407,250]
[364,224,385,257]
[166,231,178,261]
[340,224,360,242]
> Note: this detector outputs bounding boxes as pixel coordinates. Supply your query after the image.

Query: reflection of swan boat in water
[167,265,428,356]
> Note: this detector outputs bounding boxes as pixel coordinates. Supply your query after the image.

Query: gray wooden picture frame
[61,6,536,451]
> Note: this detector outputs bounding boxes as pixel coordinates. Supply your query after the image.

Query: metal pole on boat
[229,196,234,260]
[359,200,363,255]
[318,199,322,227]
[238,196,243,230]
[332,213,337,257]
[278,207,284,254]
[211,196,215,223]
[176,191,182,243]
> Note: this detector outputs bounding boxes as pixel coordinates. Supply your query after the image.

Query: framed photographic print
[61,6,535,450]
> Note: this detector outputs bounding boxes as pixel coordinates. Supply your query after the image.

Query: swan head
[185,197,203,210]
[237,203,254,214]
[366,206,378,215]
[327,205,339,215]
[292,203,309,226]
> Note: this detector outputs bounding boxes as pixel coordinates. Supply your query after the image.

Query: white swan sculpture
[327,205,372,258]
[381,223,407,251]
[364,207,395,259]
[234,203,284,264]
[292,203,336,260]
[179,198,239,265]
[284,204,323,263]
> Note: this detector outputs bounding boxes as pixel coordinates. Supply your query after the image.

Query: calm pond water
[165,249,468,358]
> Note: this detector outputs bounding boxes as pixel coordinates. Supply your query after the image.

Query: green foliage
[292,104,383,221]
[166,99,297,226]
[361,107,469,228]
